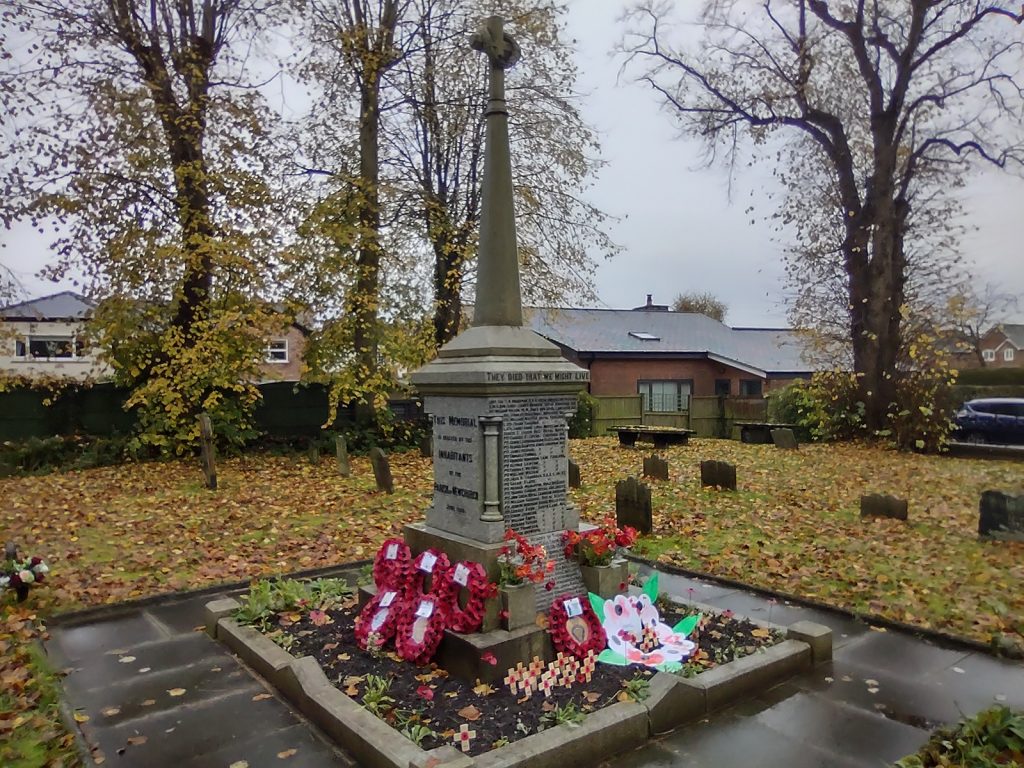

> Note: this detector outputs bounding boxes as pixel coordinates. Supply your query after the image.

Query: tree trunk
[169,132,214,342]
[350,80,383,384]
[429,209,466,347]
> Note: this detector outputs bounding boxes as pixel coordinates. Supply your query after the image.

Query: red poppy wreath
[408,548,454,607]
[548,594,606,660]
[354,587,406,650]
[394,595,449,664]
[447,561,497,634]
[373,538,413,590]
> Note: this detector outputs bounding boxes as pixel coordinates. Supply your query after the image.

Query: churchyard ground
[2,438,1022,765]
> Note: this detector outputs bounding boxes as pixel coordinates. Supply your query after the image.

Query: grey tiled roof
[0,291,95,320]
[999,324,1024,349]
[524,307,813,376]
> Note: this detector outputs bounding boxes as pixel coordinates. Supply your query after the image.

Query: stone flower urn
[499,581,536,630]
[580,559,629,600]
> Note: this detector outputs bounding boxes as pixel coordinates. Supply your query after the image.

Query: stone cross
[469,15,523,327]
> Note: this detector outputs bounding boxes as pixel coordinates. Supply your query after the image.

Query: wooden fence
[594,394,767,438]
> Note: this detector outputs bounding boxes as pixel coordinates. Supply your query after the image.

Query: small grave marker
[642,454,669,481]
[369,446,394,494]
[568,458,581,489]
[198,412,217,490]
[700,460,737,491]
[335,436,350,477]
[616,476,653,534]
[419,433,432,458]
[978,490,1024,541]
[860,493,908,521]
[771,428,799,450]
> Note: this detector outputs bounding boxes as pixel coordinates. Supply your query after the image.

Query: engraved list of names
[489,394,575,535]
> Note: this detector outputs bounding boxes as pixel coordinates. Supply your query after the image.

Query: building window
[983,349,996,362]
[739,379,763,397]
[714,379,731,397]
[265,338,288,363]
[638,380,691,412]
[22,336,76,359]
[1005,348,1015,362]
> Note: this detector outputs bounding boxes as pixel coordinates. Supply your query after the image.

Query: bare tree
[623,0,1024,432]
[672,290,727,321]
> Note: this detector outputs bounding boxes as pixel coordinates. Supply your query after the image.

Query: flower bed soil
[257,596,784,757]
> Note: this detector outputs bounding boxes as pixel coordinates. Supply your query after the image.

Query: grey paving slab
[835,628,972,677]
[641,567,740,603]
[49,611,167,663]
[633,711,869,768]
[60,631,221,695]
[753,691,929,766]
[924,651,1024,710]
[147,599,212,635]
[179,723,350,768]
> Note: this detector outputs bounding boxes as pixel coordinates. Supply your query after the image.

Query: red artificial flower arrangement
[372,538,413,590]
[562,519,638,567]
[447,561,498,634]
[407,548,454,606]
[354,586,407,650]
[498,529,554,586]
[394,594,450,664]
[548,594,606,661]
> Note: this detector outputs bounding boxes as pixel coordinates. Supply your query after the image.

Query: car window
[968,402,993,415]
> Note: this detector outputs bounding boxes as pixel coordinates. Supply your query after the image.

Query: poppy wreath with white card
[408,548,453,607]
[354,587,406,650]
[447,561,497,634]
[394,594,449,664]
[548,594,606,661]
[373,538,413,590]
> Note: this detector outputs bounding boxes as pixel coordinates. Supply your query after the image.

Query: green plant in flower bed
[894,706,1024,768]
[621,673,651,702]
[541,702,586,729]
[233,577,352,631]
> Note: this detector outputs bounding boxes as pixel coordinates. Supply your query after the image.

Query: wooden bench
[733,422,799,444]
[613,425,694,449]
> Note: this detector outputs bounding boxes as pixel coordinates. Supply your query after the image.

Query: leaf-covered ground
[571,438,1024,647]
[2,439,1023,765]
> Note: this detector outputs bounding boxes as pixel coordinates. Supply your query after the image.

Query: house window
[23,336,76,359]
[638,380,691,412]
[739,379,763,397]
[983,349,996,362]
[265,338,288,363]
[714,379,731,397]
[1005,348,1015,362]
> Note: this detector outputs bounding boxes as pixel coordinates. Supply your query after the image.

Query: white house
[0,291,109,380]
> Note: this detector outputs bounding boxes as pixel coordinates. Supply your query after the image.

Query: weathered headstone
[419,433,433,458]
[616,477,653,534]
[4,541,16,561]
[642,454,669,481]
[198,412,217,490]
[307,441,320,465]
[771,428,799,450]
[335,435,350,477]
[369,447,394,494]
[860,493,908,521]
[700,460,736,491]
[568,458,581,489]
[978,490,1024,541]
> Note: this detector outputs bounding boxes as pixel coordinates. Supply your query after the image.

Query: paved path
[46,570,1024,767]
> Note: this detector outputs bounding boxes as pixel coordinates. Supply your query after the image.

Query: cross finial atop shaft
[471,16,521,101]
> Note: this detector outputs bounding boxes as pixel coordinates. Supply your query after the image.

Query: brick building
[525,302,813,412]
[979,324,1024,368]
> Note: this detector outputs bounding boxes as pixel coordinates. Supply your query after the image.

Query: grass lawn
[2,438,1022,765]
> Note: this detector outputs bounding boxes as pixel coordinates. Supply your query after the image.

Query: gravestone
[369,447,394,494]
[771,428,799,450]
[643,454,669,481]
[4,541,16,561]
[198,413,217,490]
[700,460,737,491]
[406,14,589,615]
[335,436,350,477]
[978,490,1024,541]
[568,458,581,489]
[419,433,433,458]
[307,441,320,465]
[860,493,908,521]
[616,477,653,534]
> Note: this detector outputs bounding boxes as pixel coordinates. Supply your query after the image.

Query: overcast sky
[3,0,1022,327]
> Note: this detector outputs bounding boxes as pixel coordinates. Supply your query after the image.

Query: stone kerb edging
[203,597,831,768]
